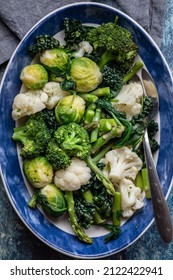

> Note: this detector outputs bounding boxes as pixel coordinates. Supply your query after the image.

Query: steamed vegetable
[102,147,143,183]
[12,116,51,159]
[40,48,69,77]
[86,20,138,71]
[28,183,67,217]
[54,158,91,191]
[23,156,53,188]
[54,122,91,160]
[70,57,103,92]
[11,16,159,245]
[55,95,85,124]
[20,64,48,89]
[28,34,60,55]
[46,139,71,170]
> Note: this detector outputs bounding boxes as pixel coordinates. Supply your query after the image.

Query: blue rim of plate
[0,2,173,259]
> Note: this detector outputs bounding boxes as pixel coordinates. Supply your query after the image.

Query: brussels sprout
[37,184,67,217]
[23,156,53,188]
[55,95,85,124]
[40,48,69,76]
[20,64,48,89]
[70,57,103,92]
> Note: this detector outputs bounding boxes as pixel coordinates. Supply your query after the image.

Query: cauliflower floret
[12,90,48,120]
[118,178,145,218]
[73,41,93,58]
[54,158,91,191]
[113,82,143,120]
[102,147,142,184]
[43,82,69,109]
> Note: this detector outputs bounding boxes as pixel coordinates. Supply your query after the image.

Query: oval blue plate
[0,2,173,259]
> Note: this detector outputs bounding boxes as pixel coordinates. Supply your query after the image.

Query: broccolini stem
[28,191,39,208]
[83,190,105,224]
[123,61,144,84]
[112,192,121,227]
[84,121,99,131]
[98,50,115,70]
[89,87,111,97]
[86,156,115,196]
[135,170,143,190]
[142,168,151,199]
[78,93,98,103]
[112,118,133,148]
[83,103,96,125]
[90,108,102,143]
[99,119,116,133]
[92,141,115,164]
[65,191,93,244]
[91,125,124,155]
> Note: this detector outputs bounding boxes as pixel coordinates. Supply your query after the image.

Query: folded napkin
[0,0,166,66]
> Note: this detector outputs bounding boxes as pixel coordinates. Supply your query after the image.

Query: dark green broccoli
[63,17,92,48]
[28,34,60,55]
[86,21,138,71]
[54,122,91,160]
[45,139,71,170]
[12,117,51,159]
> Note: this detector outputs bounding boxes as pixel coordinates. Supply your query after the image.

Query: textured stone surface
[0,0,173,260]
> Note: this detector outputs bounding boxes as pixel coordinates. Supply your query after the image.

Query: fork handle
[143,130,173,243]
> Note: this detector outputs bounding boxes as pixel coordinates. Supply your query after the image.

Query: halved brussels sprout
[23,156,53,188]
[70,57,103,92]
[55,95,85,125]
[20,64,48,89]
[37,183,67,217]
[40,48,69,76]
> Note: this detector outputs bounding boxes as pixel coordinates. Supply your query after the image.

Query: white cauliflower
[43,82,69,109]
[73,41,93,58]
[118,178,145,218]
[12,90,48,120]
[54,158,91,191]
[102,147,142,184]
[113,82,143,120]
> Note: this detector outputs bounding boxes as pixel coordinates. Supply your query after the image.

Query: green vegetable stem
[112,192,122,227]
[90,108,102,143]
[65,191,93,244]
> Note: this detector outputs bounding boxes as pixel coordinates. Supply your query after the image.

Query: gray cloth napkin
[0,0,166,66]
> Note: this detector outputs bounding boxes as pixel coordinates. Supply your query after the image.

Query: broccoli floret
[46,139,71,170]
[54,122,91,160]
[86,21,138,71]
[63,17,91,48]
[12,117,51,159]
[28,35,60,55]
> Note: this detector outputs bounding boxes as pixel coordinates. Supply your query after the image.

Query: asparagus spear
[65,191,93,244]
